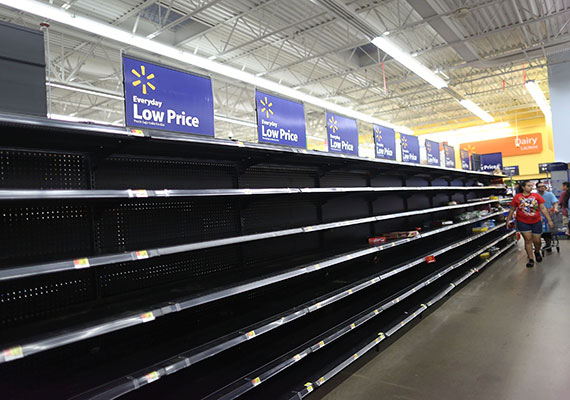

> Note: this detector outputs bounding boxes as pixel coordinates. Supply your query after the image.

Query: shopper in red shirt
[506,180,554,268]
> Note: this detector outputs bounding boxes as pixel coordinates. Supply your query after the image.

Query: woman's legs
[521,231,534,259]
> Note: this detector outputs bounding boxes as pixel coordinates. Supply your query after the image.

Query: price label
[252,377,261,386]
[73,258,90,269]
[318,377,325,384]
[246,330,256,339]
[305,382,314,393]
[294,354,302,361]
[317,340,325,348]
[425,255,436,263]
[350,323,356,329]
[135,250,149,260]
[374,309,379,315]
[3,346,23,361]
[141,312,155,322]
[315,302,322,309]
[129,189,148,198]
[352,353,358,360]
[236,141,245,147]
[145,371,160,383]
[130,128,144,136]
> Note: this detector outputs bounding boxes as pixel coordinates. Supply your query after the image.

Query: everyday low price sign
[400,133,420,163]
[326,112,358,155]
[255,91,306,148]
[373,124,396,160]
[444,144,455,168]
[480,152,503,172]
[460,149,470,170]
[425,139,440,166]
[503,165,519,176]
[123,56,214,136]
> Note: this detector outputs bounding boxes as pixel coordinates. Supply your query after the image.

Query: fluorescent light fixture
[459,99,494,123]
[61,3,70,9]
[0,0,412,135]
[47,82,124,100]
[214,115,257,128]
[420,122,511,143]
[371,36,447,89]
[525,80,552,122]
[48,113,123,126]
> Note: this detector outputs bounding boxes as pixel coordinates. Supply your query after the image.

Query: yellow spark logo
[401,135,408,149]
[259,97,274,118]
[131,65,156,95]
[426,141,432,152]
[329,116,338,133]
[375,127,382,141]
[464,144,476,155]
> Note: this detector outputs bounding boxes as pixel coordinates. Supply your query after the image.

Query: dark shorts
[516,220,542,235]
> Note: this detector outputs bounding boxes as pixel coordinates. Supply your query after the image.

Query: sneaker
[535,252,543,262]
[526,259,535,268]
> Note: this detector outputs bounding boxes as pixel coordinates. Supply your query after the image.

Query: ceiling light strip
[459,100,494,123]
[524,80,551,122]
[0,0,413,134]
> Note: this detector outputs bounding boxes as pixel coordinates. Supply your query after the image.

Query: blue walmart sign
[256,91,306,148]
[425,139,440,166]
[444,144,456,168]
[400,133,420,163]
[123,56,214,136]
[326,112,358,155]
[373,124,396,160]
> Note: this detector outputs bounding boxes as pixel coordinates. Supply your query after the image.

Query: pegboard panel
[370,174,403,187]
[0,270,94,329]
[0,148,88,189]
[433,193,452,207]
[372,194,406,215]
[240,198,318,233]
[431,178,449,186]
[242,233,320,272]
[98,245,241,297]
[452,192,467,203]
[95,198,240,254]
[407,193,432,211]
[0,204,92,265]
[321,195,370,222]
[94,156,236,189]
[405,176,429,186]
[322,224,372,249]
[239,165,316,188]
[319,171,368,187]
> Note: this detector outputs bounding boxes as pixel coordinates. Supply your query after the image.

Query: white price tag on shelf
[73,258,90,269]
[141,312,155,323]
[246,330,256,339]
[3,346,23,361]
[145,371,160,383]
[252,377,261,386]
[135,250,149,260]
[128,189,149,198]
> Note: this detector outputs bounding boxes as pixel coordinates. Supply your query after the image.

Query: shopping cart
[542,210,563,255]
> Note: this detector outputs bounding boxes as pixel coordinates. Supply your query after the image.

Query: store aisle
[318,239,570,400]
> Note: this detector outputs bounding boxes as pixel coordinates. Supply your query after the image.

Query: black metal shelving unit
[0,113,513,400]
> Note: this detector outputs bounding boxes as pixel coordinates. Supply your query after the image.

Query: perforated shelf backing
[93,155,237,189]
[0,149,88,189]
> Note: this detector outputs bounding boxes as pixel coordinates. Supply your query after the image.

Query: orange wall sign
[460,133,542,157]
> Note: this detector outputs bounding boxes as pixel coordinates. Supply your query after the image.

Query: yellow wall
[415,115,554,179]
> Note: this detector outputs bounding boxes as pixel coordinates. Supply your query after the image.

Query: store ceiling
[1,0,569,142]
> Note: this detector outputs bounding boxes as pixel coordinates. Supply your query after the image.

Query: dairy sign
[123,56,214,136]
[326,112,358,155]
[255,91,306,148]
[373,124,396,160]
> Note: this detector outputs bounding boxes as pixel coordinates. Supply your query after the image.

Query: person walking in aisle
[560,182,570,237]
[536,182,559,252]
[506,180,554,268]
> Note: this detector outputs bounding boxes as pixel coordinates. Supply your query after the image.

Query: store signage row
[425,139,440,166]
[503,165,519,176]
[123,56,215,136]
[121,57,501,173]
[255,90,306,148]
[480,152,503,172]
[444,144,455,168]
[460,149,470,170]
